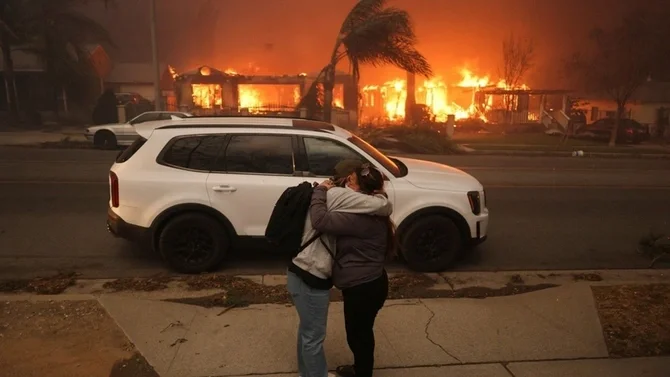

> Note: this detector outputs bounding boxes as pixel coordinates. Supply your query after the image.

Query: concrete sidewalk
[0,129,87,146]
[2,276,669,377]
[24,283,667,376]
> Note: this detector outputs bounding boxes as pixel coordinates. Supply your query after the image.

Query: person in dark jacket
[310,163,395,377]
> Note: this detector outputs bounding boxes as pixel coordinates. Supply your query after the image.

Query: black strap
[298,232,322,253]
[298,232,343,269]
[318,237,343,269]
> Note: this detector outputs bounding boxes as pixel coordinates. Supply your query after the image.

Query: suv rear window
[115,137,146,163]
[159,135,226,171]
[219,135,294,175]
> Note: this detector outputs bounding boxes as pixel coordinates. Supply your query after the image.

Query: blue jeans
[287,271,330,377]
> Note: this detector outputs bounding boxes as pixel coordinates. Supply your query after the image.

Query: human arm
[327,187,392,216]
[310,186,370,237]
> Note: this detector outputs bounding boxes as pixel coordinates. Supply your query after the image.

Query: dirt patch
[169,275,291,308]
[0,273,77,295]
[0,300,145,377]
[509,274,525,284]
[573,273,603,282]
[108,352,159,377]
[168,273,558,308]
[103,275,173,292]
[593,284,670,357]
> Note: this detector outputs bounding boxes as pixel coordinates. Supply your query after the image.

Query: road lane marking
[0,180,107,184]
[484,185,670,189]
[0,160,112,164]
[1,180,670,190]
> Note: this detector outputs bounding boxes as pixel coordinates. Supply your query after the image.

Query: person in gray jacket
[287,161,392,377]
[310,163,395,377]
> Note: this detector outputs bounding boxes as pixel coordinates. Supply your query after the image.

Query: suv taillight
[110,171,119,208]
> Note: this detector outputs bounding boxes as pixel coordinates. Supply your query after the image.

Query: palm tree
[23,0,114,110]
[0,0,113,119]
[302,0,432,123]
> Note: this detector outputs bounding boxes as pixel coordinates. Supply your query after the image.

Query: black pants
[342,271,389,377]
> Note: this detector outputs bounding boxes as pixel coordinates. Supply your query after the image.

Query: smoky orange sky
[86,0,642,87]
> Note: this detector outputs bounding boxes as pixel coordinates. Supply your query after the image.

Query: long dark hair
[355,164,398,261]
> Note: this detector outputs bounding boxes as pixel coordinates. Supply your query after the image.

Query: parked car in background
[107,116,489,274]
[85,111,193,149]
[580,118,649,144]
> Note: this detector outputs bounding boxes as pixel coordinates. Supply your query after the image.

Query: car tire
[94,131,118,150]
[158,213,229,274]
[399,215,463,272]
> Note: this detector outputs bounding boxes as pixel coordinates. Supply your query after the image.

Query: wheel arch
[396,206,471,243]
[94,128,116,137]
[149,203,237,252]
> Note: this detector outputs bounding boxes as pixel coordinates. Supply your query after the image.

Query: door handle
[212,185,237,193]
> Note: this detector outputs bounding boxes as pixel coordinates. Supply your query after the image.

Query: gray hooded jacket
[290,187,392,286]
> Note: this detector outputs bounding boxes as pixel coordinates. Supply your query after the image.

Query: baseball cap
[333,159,363,180]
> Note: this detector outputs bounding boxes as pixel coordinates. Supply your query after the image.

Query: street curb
[1,269,668,299]
[468,149,670,159]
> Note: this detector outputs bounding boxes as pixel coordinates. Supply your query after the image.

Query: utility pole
[150,0,161,110]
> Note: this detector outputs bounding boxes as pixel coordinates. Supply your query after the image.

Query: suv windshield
[348,134,403,177]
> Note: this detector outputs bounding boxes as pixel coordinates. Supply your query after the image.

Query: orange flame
[238,85,262,110]
[192,84,222,109]
[362,68,529,123]
[168,65,178,79]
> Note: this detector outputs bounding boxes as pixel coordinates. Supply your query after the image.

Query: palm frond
[340,0,387,34]
[343,8,432,76]
[43,11,115,47]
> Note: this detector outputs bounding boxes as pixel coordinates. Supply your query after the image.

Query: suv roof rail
[185,114,325,122]
[154,117,337,132]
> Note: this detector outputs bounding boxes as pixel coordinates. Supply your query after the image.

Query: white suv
[107,117,489,273]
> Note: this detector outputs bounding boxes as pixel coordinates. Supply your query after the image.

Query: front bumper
[107,206,149,243]
[470,216,489,246]
[84,133,94,142]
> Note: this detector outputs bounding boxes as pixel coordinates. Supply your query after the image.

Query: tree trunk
[323,65,335,123]
[405,71,416,125]
[1,33,18,118]
[609,103,624,147]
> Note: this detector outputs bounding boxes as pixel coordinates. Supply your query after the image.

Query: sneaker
[335,365,356,377]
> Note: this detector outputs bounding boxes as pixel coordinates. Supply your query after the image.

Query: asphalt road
[1,146,669,279]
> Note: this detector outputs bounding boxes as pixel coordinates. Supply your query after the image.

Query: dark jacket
[309,186,390,290]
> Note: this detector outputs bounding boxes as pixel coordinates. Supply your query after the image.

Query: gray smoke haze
[83,0,652,87]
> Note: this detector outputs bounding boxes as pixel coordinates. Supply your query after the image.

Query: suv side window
[160,136,226,171]
[221,135,294,175]
[303,137,364,176]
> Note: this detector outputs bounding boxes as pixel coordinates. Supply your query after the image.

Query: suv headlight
[467,191,481,215]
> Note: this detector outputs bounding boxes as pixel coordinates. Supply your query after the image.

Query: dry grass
[593,284,670,357]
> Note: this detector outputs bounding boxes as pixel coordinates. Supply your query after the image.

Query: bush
[358,124,462,154]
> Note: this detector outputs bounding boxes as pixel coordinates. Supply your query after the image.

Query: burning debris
[361,68,530,123]
[167,65,346,115]
[164,63,541,129]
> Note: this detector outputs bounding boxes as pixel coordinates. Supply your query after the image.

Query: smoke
[84,0,640,87]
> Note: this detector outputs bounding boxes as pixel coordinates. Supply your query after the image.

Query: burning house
[169,65,359,129]
[359,68,569,127]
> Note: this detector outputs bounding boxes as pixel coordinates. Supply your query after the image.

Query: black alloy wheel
[400,215,463,272]
[94,131,118,149]
[158,213,229,274]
